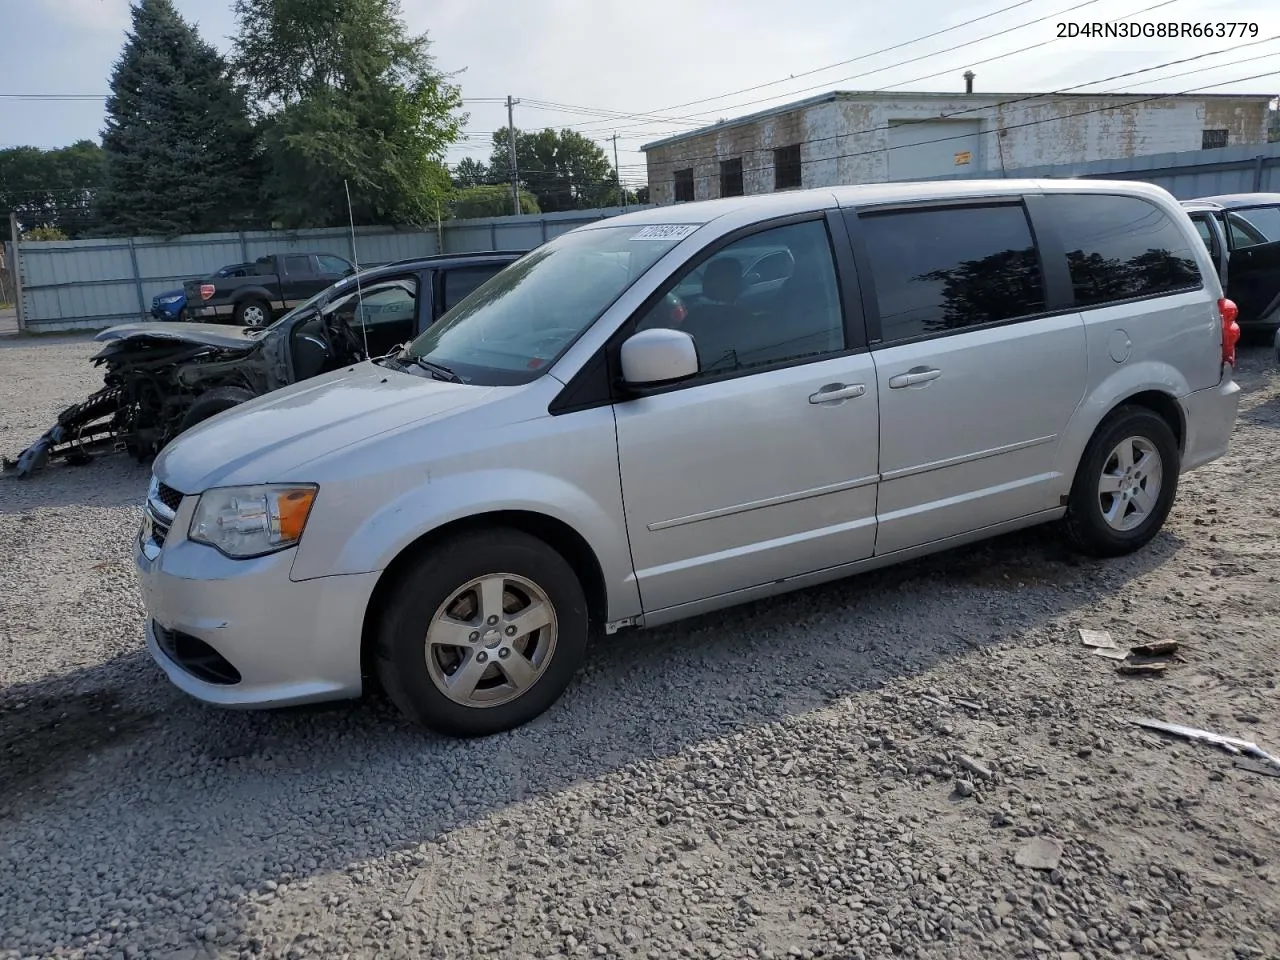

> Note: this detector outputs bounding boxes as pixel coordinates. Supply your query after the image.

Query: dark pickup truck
[184,251,355,327]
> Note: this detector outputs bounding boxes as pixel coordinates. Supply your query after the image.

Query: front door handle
[809,382,866,404]
[888,367,942,389]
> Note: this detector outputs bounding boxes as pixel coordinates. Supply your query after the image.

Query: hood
[153,361,499,492]
[95,321,259,351]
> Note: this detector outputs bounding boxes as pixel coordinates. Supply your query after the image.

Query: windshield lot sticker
[631,224,698,241]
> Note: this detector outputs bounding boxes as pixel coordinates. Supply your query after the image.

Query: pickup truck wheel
[177,386,258,434]
[234,298,271,327]
[1063,406,1180,558]
[375,529,589,738]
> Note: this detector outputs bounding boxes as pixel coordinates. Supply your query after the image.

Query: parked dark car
[150,261,258,321]
[184,252,356,327]
[7,251,524,477]
[1181,194,1280,341]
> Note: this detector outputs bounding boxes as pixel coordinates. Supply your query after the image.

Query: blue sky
[3,0,1276,185]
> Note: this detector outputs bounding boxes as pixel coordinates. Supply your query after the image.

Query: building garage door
[887,119,983,181]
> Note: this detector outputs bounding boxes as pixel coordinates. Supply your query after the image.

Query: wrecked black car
[6,251,523,477]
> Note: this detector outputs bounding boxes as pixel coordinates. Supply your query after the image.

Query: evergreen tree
[97,0,262,237]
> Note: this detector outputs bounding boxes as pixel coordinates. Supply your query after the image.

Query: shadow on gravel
[0,458,151,515]
[0,517,1182,955]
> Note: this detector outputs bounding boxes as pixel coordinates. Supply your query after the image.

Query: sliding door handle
[809,382,866,404]
[888,367,941,389]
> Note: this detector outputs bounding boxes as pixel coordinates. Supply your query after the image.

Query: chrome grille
[143,477,180,553]
[155,481,184,512]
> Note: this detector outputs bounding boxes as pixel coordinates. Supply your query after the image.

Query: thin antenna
[344,179,370,360]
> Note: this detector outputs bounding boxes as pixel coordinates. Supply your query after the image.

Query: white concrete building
[641,87,1274,205]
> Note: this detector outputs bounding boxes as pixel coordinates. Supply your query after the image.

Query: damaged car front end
[5,321,291,477]
[5,250,526,478]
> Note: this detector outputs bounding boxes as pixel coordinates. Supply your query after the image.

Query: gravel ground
[2,334,1279,960]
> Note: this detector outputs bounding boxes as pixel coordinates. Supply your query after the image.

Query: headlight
[189,484,318,558]
[159,295,184,304]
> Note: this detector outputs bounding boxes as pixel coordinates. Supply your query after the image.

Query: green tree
[0,140,105,238]
[452,184,539,219]
[489,128,618,213]
[234,0,463,227]
[451,156,491,188]
[96,0,262,237]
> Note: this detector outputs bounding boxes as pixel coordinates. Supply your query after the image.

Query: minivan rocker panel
[138,178,1242,737]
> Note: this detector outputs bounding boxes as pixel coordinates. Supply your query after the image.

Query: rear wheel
[234,298,271,327]
[1064,406,1180,557]
[375,529,589,737]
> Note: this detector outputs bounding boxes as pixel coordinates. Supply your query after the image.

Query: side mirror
[619,328,699,392]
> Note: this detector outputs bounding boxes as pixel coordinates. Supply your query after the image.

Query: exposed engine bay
[4,330,275,477]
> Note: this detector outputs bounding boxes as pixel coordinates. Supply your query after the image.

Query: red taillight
[1219,297,1240,366]
[199,284,215,301]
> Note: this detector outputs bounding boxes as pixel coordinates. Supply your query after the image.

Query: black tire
[1063,405,1180,558]
[375,528,589,737]
[177,386,257,434]
[233,297,272,327]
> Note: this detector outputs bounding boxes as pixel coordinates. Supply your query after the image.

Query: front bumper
[1179,372,1242,473]
[135,502,379,709]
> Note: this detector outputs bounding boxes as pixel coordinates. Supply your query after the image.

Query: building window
[774,144,802,190]
[720,158,744,197]
[1202,129,1228,150]
[673,168,694,203]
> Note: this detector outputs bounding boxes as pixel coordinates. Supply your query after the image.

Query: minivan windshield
[402,223,697,385]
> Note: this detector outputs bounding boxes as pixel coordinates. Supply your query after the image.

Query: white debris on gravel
[2,334,1279,960]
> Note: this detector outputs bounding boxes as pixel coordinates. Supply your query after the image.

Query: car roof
[1181,193,1280,210]
[578,178,1184,232]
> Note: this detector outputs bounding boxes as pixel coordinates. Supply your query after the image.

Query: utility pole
[611,132,626,212]
[506,95,521,216]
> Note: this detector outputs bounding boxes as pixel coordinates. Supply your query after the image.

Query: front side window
[404,224,696,385]
[1043,194,1201,308]
[632,218,845,377]
[318,255,353,275]
[1227,206,1280,248]
[859,204,1046,344]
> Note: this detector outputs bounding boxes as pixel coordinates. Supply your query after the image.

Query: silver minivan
[135,179,1242,737]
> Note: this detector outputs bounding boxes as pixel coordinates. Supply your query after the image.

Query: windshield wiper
[407,356,464,383]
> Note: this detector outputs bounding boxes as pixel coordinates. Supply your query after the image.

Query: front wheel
[1064,406,1180,558]
[375,529,589,737]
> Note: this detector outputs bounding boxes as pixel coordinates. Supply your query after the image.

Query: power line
[543,0,1123,135]
[616,44,1278,174]
[605,0,1045,116]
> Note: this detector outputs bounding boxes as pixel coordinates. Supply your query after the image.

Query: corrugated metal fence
[11,140,1280,332]
[12,205,652,332]
[930,140,1280,195]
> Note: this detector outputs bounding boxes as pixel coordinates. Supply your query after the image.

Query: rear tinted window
[859,204,1046,344]
[283,255,311,275]
[1043,194,1201,307]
